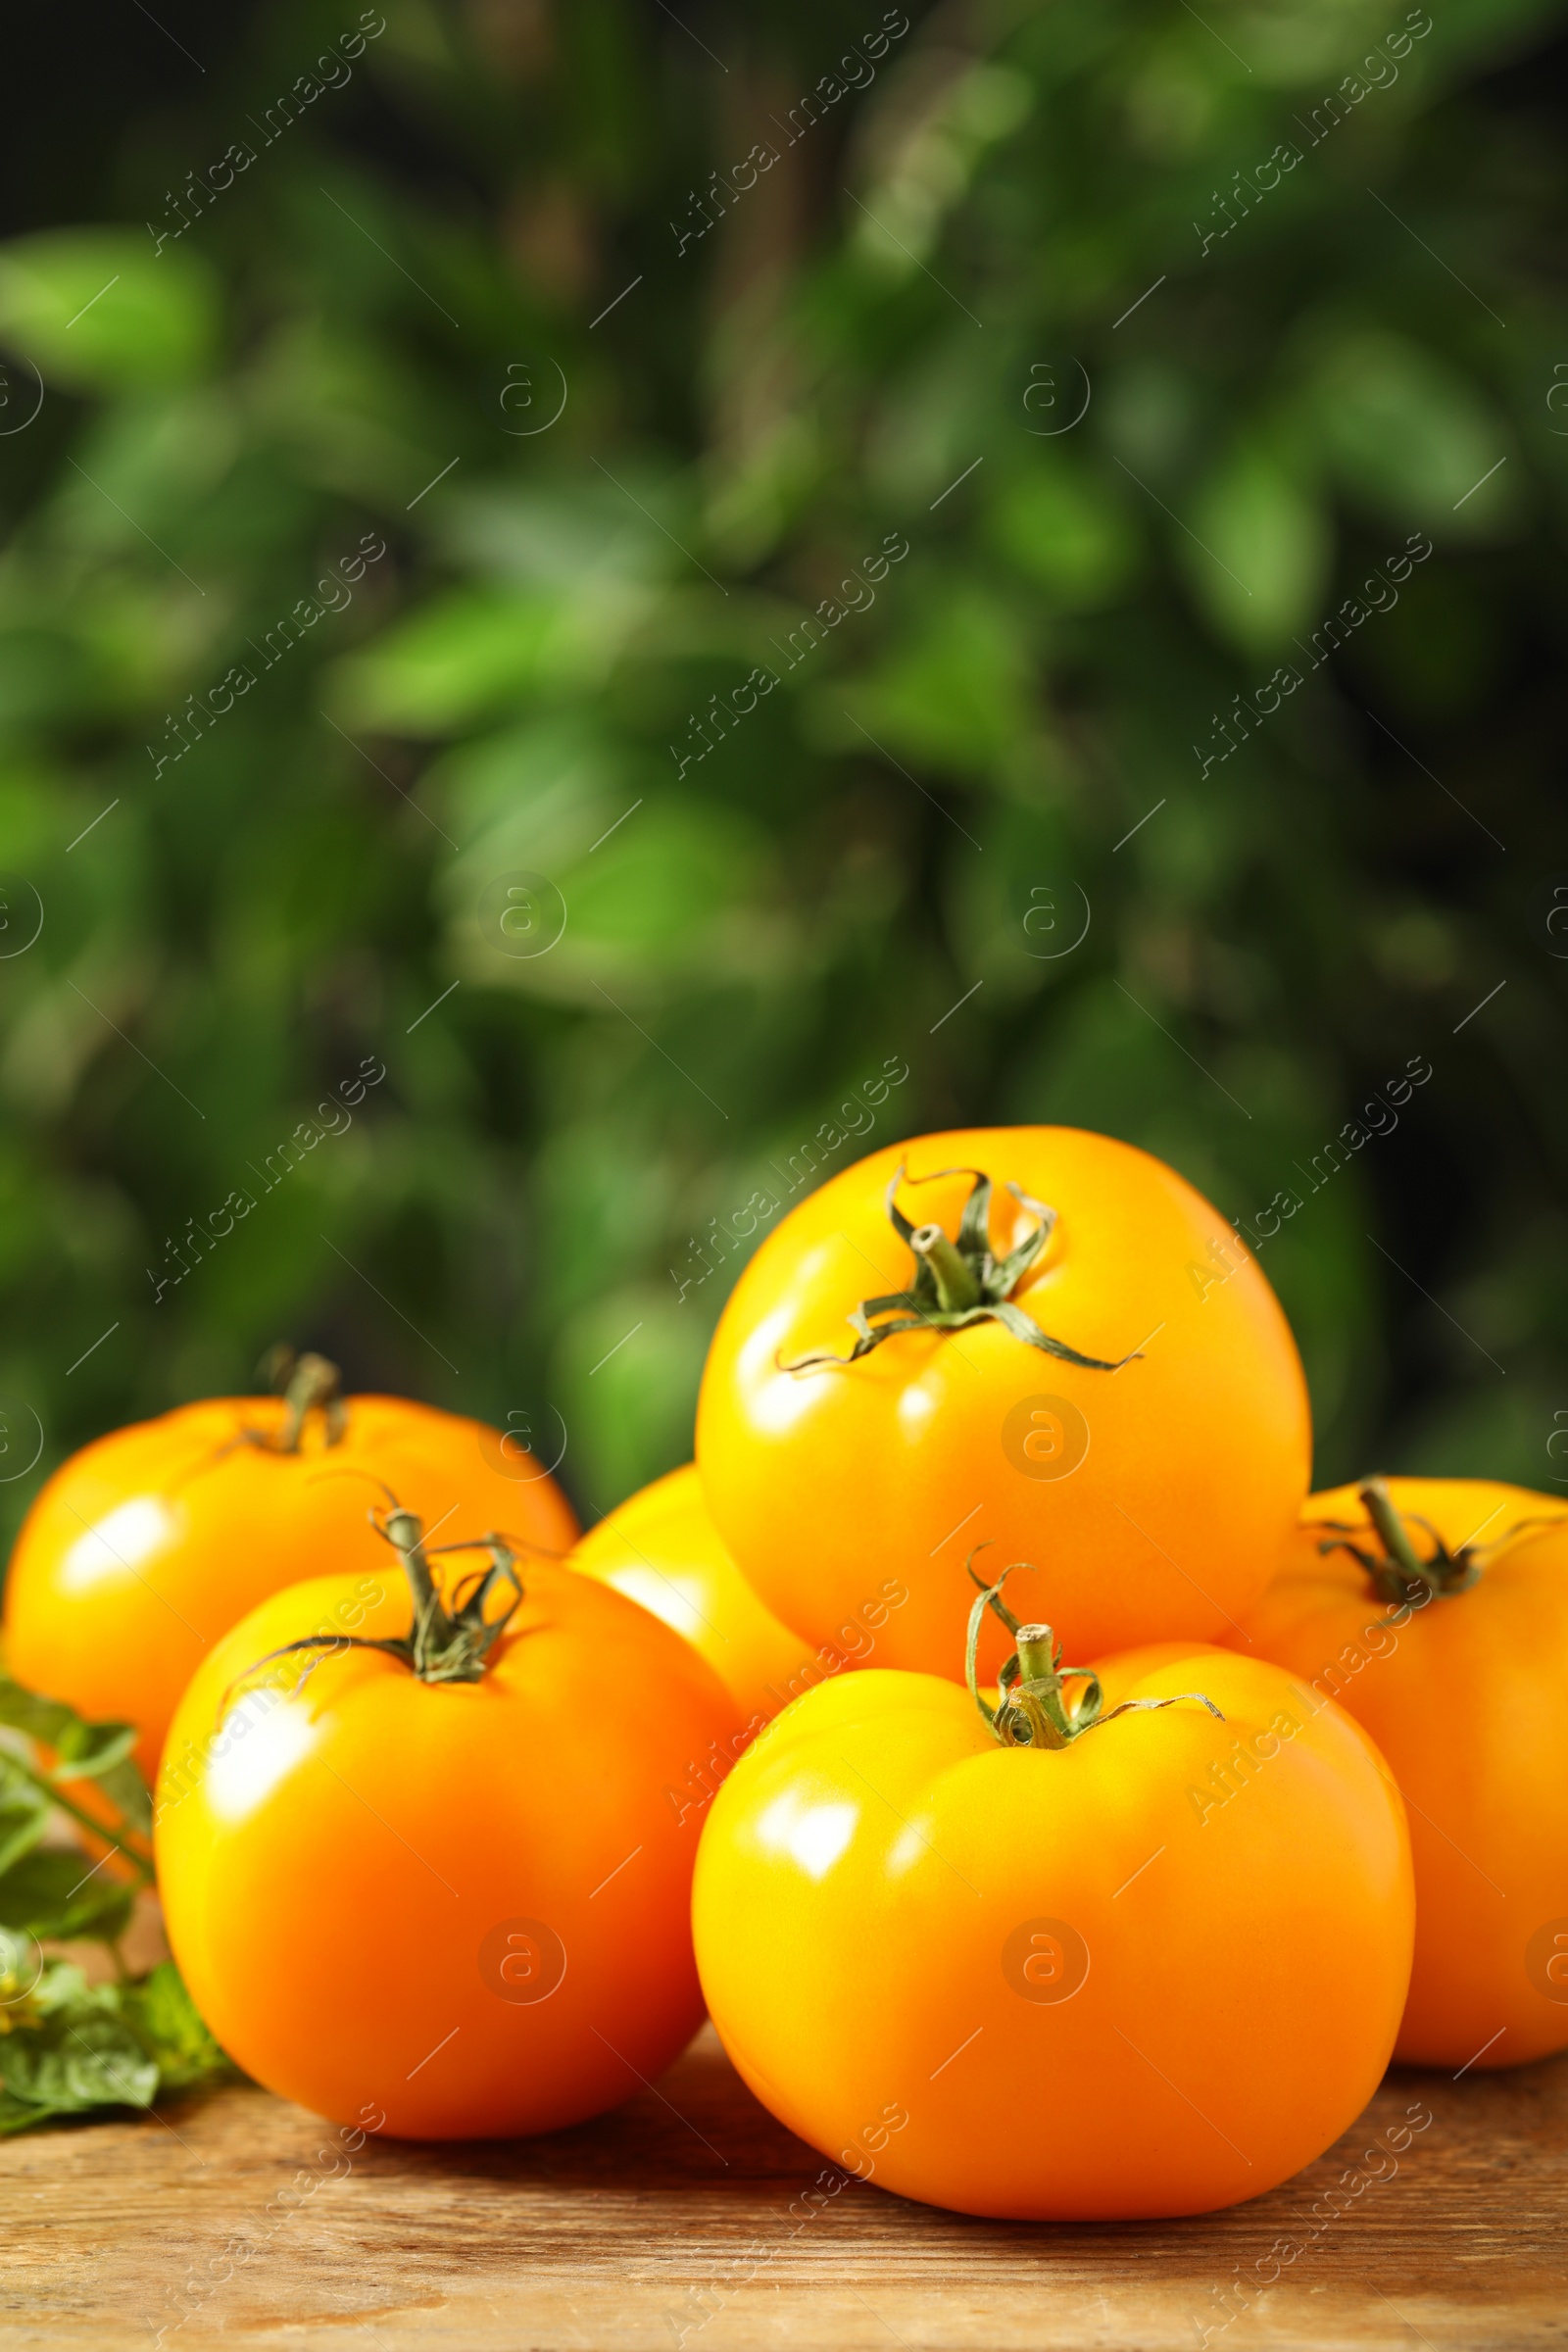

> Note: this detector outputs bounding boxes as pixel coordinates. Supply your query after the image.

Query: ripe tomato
[697,1128,1309,1680]
[3,1355,577,1785]
[157,1506,740,2139]
[569,1464,903,1731]
[693,1583,1412,2220]
[1229,1474,1568,2070]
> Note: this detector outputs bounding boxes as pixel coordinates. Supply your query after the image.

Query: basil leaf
[0,2087,73,2136]
[47,1718,140,1781]
[76,1754,153,1841]
[2,2015,159,2114]
[0,1674,153,1839]
[0,1848,134,1944]
[0,1963,159,2115]
[0,1960,234,2134]
[0,1767,49,1877]
[122,1962,234,2092]
[0,1675,97,1745]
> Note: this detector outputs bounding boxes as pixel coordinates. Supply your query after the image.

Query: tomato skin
[4,1394,577,1783]
[693,1650,1412,2220]
[1228,1477,1568,2071]
[696,1128,1309,1682]
[568,1464,884,1728]
[157,1562,741,2139]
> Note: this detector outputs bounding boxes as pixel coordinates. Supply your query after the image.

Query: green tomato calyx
[1319,1476,1485,1606]
[234,1501,526,1699]
[964,1558,1223,1750]
[781,1161,1139,1374]
[376,1505,525,1683]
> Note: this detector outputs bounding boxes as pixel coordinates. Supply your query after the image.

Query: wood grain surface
[1,2021,1564,2351]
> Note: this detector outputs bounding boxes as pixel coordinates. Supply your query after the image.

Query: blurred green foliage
[1,0,1566,1542]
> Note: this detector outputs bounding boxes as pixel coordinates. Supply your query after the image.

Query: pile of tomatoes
[7,1127,1566,2219]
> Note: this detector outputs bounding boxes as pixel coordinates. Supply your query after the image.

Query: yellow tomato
[158,1509,741,2139]
[4,1358,576,1783]
[698,1128,1309,1680]
[1231,1475,1568,2069]
[694,1600,1412,2220]
[568,1464,899,1728]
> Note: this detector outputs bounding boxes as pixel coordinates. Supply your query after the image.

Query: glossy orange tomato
[1229,1475,1568,2070]
[4,1358,577,1783]
[158,1508,740,2139]
[697,1128,1310,1680]
[693,1624,1412,2219]
[569,1464,902,1730]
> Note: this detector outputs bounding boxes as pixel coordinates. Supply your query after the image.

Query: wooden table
[2,2025,1563,2349]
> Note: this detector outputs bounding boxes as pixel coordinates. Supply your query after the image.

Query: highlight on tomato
[568,1463,906,1731]
[1229,1474,1568,2071]
[157,1501,741,2139]
[696,1127,1310,1682]
[693,1570,1412,2221]
[3,1350,578,1784]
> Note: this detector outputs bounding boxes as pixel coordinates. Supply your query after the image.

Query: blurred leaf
[0,1964,156,2125]
[331,584,647,733]
[1308,330,1516,535]
[436,486,676,592]
[985,457,1141,611]
[0,1772,48,1878]
[942,800,1079,999]
[451,791,782,1004]
[57,395,241,554]
[552,1287,711,1519]
[0,231,219,392]
[0,1847,134,1944]
[0,1957,232,2135]
[1183,441,1332,653]
[0,1677,151,1838]
[836,582,1033,774]
[0,632,107,737]
[121,1961,233,2094]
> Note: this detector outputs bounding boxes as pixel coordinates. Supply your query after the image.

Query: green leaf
[0,1848,134,1945]
[81,1756,153,1842]
[0,2087,73,2136]
[836,582,1032,774]
[122,1962,234,2094]
[551,1287,711,1518]
[46,1717,139,1781]
[0,1769,49,1878]
[330,583,647,734]
[0,1675,133,1757]
[0,1675,153,1838]
[0,630,107,736]
[0,1963,158,2117]
[0,1961,232,2135]
[2,2012,158,2115]
[1183,442,1331,655]
[0,1674,85,1743]
[0,229,220,392]
[1308,331,1516,537]
[985,458,1141,612]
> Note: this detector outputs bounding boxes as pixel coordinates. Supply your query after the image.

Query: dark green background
[1,0,1564,1542]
